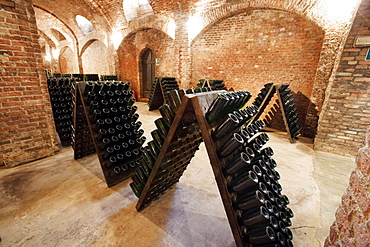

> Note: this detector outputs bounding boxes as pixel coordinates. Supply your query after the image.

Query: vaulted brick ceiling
[32,0,223,34]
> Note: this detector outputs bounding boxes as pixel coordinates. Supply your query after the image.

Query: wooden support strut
[250,84,298,143]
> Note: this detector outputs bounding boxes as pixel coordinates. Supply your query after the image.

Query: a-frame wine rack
[147,77,179,111]
[72,83,96,159]
[147,78,163,111]
[250,84,301,143]
[72,82,139,187]
[136,91,246,247]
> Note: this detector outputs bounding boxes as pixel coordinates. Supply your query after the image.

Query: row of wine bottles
[84,81,132,96]
[206,91,253,123]
[252,83,302,141]
[72,103,96,159]
[221,131,293,246]
[206,90,294,246]
[130,89,203,206]
[81,81,145,178]
[278,85,301,139]
[48,73,97,82]
[198,79,226,91]
[253,83,274,108]
[148,77,179,111]
[47,77,75,146]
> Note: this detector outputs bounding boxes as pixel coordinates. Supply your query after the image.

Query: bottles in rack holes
[252,83,275,108]
[47,76,75,147]
[211,105,259,140]
[83,81,144,178]
[209,96,294,246]
[130,89,203,199]
[206,91,252,123]
[278,84,302,140]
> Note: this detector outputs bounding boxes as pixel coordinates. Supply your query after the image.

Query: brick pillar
[325,127,370,246]
[0,1,59,167]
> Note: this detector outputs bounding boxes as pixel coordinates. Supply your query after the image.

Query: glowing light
[187,14,203,43]
[44,53,51,62]
[111,31,123,49]
[76,15,95,35]
[167,18,176,39]
[52,49,59,59]
[318,0,362,28]
[123,0,153,21]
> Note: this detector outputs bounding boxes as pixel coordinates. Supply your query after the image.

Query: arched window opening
[76,15,95,35]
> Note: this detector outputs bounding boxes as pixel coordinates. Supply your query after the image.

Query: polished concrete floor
[0,102,356,247]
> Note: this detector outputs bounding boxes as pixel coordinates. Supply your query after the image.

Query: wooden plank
[275,84,295,143]
[136,95,194,210]
[73,83,95,160]
[191,94,247,247]
[249,85,275,124]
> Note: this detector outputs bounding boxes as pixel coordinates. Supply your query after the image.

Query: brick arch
[80,39,110,75]
[80,39,101,56]
[122,16,175,42]
[117,28,178,99]
[190,3,323,45]
[59,45,79,73]
[190,8,325,137]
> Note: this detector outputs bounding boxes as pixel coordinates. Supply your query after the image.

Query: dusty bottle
[212,113,240,140]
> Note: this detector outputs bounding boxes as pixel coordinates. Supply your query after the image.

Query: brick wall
[117,28,178,98]
[0,0,59,167]
[325,127,370,246]
[81,40,110,75]
[315,0,370,156]
[191,9,324,137]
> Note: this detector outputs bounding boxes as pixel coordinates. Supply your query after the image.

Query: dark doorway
[141,49,155,98]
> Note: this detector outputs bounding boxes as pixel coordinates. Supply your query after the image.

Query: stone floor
[0,102,356,247]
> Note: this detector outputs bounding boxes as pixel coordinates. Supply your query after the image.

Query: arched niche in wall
[80,39,109,75]
[59,46,79,74]
[117,28,177,99]
[190,8,324,138]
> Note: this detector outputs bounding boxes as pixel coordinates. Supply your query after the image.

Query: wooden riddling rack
[197,78,227,91]
[46,77,75,147]
[71,83,96,159]
[133,90,294,247]
[72,81,144,187]
[250,83,301,143]
[147,77,179,111]
[134,94,204,208]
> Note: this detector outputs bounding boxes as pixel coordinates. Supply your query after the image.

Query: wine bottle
[206,93,230,123]
[223,152,251,175]
[229,170,259,192]
[81,82,92,96]
[240,206,270,227]
[218,133,244,158]
[129,182,142,198]
[159,104,175,127]
[245,226,276,245]
[212,113,239,140]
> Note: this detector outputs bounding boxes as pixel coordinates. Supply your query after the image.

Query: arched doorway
[141,48,155,98]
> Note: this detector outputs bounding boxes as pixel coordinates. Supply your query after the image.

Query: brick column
[325,127,370,246]
[0,1,59,167]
